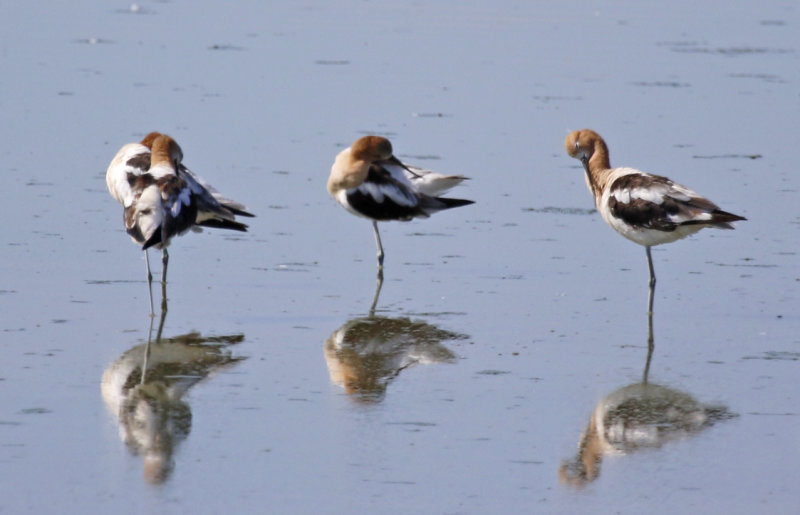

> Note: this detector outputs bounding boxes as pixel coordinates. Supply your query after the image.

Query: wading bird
[327,135,473,270]
[106,132,254,314]
[564,128,745,319]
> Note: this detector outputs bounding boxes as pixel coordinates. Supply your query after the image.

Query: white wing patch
[359,181,418,207]
[170,187,193,217]
[628,184,670,204]
[381,162,415,189]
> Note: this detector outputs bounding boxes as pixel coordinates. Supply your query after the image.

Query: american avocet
[106,132,254,314]
[565,129,746,316]
[327,135,474,269]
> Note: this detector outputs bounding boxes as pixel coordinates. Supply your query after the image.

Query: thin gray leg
[156,294,167,342]
[645,246,656,363]
[160,248,169,317]
[372,221,385,269]
[144,249,155,317]
[161,248,169,286]
[645,246,656,315]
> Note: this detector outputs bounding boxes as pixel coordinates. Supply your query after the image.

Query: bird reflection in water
[324,270,467,402]
[101,311,245,484]
[559,348,736,486]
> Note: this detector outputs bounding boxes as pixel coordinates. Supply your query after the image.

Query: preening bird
[327,135,474,269]
[564,128,746,314]
[106,132,254,314]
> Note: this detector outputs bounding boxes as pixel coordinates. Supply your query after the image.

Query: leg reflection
[642,307,654,384]
[141,299,169,383]
[141,315,154,384]
[156,292,168,343]
[369,267,384,316]
[643,250,656,383]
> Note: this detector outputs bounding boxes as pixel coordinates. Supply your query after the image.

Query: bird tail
[436,197,475,209]
[417,196,475,217]
[225,205,255,218]
[710,210,746,229]
[412,173,470,197]
[196,219,249,232]
[142,229,162,250]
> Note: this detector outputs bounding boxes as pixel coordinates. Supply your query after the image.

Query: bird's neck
[328,149,370,194]
[151,146,173,168]
[584,141,612,204]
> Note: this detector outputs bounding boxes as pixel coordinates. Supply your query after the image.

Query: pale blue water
[1,1,798,513]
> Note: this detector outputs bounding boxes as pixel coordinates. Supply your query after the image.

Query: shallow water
[1,0,798,513]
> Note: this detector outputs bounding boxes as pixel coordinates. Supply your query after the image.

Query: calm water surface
[1,1,798,513]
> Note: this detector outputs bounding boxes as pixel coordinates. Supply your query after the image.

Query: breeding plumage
[327,136,473,268]
[106,132,253,313]
[565,128,745,314]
